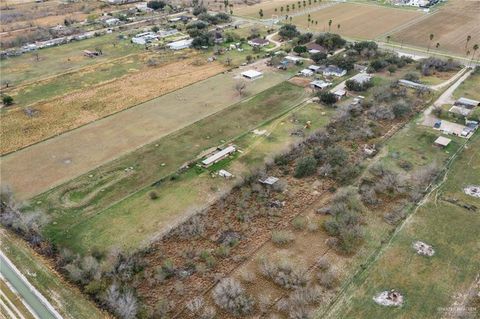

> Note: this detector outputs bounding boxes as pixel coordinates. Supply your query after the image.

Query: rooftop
[434,136,451,146]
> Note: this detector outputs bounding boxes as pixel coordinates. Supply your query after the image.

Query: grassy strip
[0,231,106,319]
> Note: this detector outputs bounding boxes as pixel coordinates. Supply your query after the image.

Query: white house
[167,39,193,50]
[247,38,269,47]
[310,80,332,90]
[105,18,120,26]
[308,65,323,73]
[241,70,263,80]
[350,72,372,84]
[300,69,314,77]
[202,146,236,167]
[333,89,347,99]
[285,56,302,63]
[323,65,346,77]
[132,32,158,45]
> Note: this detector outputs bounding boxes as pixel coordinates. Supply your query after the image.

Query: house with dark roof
[306,43,326,54]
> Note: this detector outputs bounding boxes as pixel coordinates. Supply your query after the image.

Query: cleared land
[325,132,479,319]
[453,68,480,101]
[0,34,141,86]
[390,0,480,56]
[1,55,226,154]
[0,65,292,200]
[0,230,106,319]
[291,3,424,40]
[234,0,333,18]
[36,81,308,253]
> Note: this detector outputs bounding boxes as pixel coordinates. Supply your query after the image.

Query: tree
[319,92,337,105]
[151,26,159,32]
[294,156,317,178]
[212,278,254,316]
[427,33,434,52]
[234,80,247,96]
[472,44,479,66]
[147,0,165,10]
[310,52,327,63]
[2,95,13,106]
[258,9,263,18]
[328,19,332,32]
[465,35,471,52]
[293,45,307,55]
[315,33,346,51]
[387,65,397,75]
[337,23,340,30]
[279,24,300,39]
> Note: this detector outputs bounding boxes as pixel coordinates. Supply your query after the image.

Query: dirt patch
[412,241,435,256]
[464,185,480,198]
[373,290,404,307]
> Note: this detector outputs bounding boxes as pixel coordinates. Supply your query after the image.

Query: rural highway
[0,251,63,319]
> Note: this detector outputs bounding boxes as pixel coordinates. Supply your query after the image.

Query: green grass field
[321,132,478,319]
[453,69,480,101]
[35,81,307,253]
[1,34,142,86]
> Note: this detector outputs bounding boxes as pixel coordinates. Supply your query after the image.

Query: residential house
[248,38,269,47]
[398,79,429,90]
[167,38,193,50]
[306,43,326,54]
[201,146,236,167]
[323,65,346,77]
[300,69,314,77]
[310,80,332,90]
[308,65,324,73]
[454,97,480,109]
[132,32,158,45]
[433,136,451,148]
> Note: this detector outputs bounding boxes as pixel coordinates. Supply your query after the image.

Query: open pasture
[326,132,479,319]
[291,2,424,40]
[390,0,480,56]
[0,34,142,86]
[38,81,308,253]
[0,64,292,200]
[234,0,333,18]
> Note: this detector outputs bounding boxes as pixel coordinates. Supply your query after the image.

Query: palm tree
[328,19,332,32]
[274,8,277,13]
[280,6,284,13]
[290,16,293,23]
[435,42,440,49]
[292,3,295,10]
[259,9,263,18]
[465,35,471,52]
[472,44,479,65]
[427,33,434,52]
[337,23,340,30]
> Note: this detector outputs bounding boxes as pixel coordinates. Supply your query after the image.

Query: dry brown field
[0,64,290,199]
[291,2,424,40]
[234,0,321,18]
[390,0,480,56]
[0,56,226,154]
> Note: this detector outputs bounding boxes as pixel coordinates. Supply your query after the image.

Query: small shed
[434,136,451,147]
[308,65,323,73]
[241,70,263,80]
[167,39,193,50]
[218,169,233,178]
[248,38,269,47]
[259,176,279,185]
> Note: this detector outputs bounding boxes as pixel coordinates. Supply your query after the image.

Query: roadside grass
[0,279,35,319]
[37,81,307,253]
[324,133,479,319]
[0,34,141,86]
[0,231,106,319]
[452,69,480,101]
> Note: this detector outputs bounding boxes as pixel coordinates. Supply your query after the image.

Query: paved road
[0,251,63,319]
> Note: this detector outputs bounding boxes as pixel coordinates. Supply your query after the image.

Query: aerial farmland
[0,0,479,319]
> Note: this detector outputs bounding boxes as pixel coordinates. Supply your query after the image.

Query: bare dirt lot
[390,0,480,55]
[0,64,291,200]
[291,2,424,40]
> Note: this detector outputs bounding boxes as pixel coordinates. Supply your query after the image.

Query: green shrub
[294,156,317,178]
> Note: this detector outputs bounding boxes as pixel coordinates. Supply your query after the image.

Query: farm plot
[390,0,480,56]
[0,34,141,86]
[291,3,424,40]
[0,54,224,154]
[234,0,333,18]
[0,62,293,199]
[325,133,479,319]
[37,81,308,253]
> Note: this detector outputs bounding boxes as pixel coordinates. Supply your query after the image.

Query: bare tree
[235,79,247,97]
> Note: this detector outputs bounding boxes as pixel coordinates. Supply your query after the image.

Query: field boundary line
[50,81,308,238]
[0,60,227,157]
